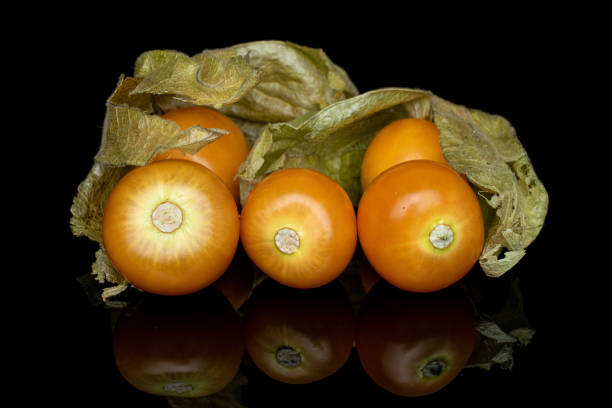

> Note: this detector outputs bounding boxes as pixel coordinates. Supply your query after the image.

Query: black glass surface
[60,241,549,406]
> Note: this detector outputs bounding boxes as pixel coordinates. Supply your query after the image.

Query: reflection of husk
[464,276,535,371]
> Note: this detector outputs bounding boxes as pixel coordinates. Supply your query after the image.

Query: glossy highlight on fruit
[360,118,447,191]
[243,279,355,384]
[112,288,244,397]
[102,160,240,296]
[150,106,250,203]
[357,160,484,293]
[240,168,357,289]
[356,282,477,396]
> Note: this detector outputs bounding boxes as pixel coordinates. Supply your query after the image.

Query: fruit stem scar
[151,201,183,233]
[275,228,300,254]
[429,224,454,249]
[421,359,447,377]
[163,382,194,394]
[276,346,302,368]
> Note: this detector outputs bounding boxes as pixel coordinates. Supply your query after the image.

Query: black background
[31,8,581,407]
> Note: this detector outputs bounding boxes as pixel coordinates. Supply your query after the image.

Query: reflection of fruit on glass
[213,245,255,310]
[240,168,357,289]
[356,249,381,294]
[102,160,240,296]
[357,160,484,293]
[243,279,355,384]
[112,288,244,398]
[355,282,477,396]
[150,106,251,204]
[360,118,447,191]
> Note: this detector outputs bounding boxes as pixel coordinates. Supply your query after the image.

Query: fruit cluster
[102,107,484,297]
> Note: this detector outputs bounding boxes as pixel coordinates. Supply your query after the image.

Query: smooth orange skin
[112,288,244,397]
[243,279,355,384]
[102,160,240,296]
[360,118,448,191]
[150,106,250,203]
[240,168,357,289]
[357,160,484,293]
[356,282,477,396]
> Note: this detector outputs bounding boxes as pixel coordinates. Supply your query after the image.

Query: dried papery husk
[130,41,359,143]
[71,39,547,297]
[70,41,359,303]
[238,88,548,279]
[432,96,548,277]
[70,77,225,302]
[70,76,226,245]
[237,88,433,205]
